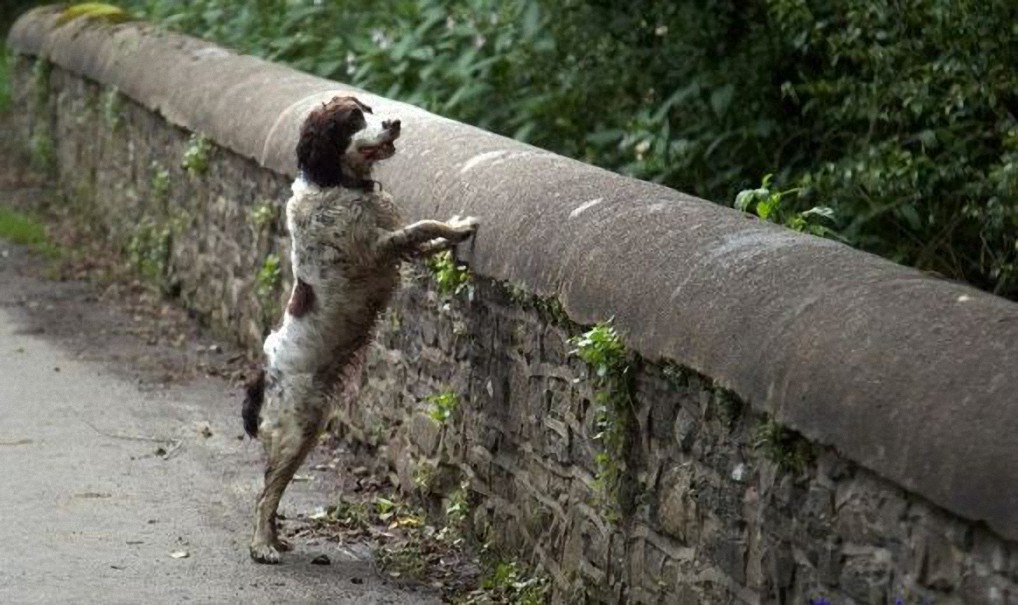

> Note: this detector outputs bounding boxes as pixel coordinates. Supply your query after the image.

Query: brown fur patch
[287,278,316,317]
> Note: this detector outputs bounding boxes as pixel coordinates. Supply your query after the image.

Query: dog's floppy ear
[296,96,367,188]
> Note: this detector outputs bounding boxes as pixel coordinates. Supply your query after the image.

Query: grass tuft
[0,207,59,258]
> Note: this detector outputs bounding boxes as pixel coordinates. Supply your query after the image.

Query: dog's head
[296,95,401,189]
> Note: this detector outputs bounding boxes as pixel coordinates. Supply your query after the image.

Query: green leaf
[757,196,777,220]
[709,84,735,117]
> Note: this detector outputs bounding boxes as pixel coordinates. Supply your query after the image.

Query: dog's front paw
[250,542,282,564]
[447,215,479,242]
[448,215,479,231]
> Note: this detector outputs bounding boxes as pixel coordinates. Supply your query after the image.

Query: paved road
[0,265,437,603]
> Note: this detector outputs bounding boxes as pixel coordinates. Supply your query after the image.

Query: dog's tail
[242,369,266,438]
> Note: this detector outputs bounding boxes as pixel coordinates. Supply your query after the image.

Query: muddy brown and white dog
[242,95,478,563]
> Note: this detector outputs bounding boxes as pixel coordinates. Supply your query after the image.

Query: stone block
[673,405,697,452]
[408,412,442,457]
[913,529,961,592]
[658,467,698,545]
[839,549,891,604]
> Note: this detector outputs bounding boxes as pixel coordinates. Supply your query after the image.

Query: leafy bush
[769,0,1017,294]
[35,0,1018,298]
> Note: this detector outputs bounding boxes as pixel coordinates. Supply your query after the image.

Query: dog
[241,95,479,563]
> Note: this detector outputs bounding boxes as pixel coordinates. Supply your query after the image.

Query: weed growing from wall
[426,250,471,298]
[250,199,277,231]
[256,254,281,297]
[126,221,172,283]
[411,460,437,493]
[714,387,744,431]
[426,390,460,423]
[460,558,550,605]
[102,86,123,131]
[444,480,470,529]
[181,133,213,176]
[255,253,282,323]
[569,319,633,519]
[30,57,50,112]
[754,415,814,475]
[150,161,170,203]
[28,58,56,173]
[29,131,56,173]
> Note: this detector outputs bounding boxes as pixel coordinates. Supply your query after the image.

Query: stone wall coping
[9,7,1018,541]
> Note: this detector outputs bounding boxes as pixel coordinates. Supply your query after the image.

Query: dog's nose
[383,119,401,131]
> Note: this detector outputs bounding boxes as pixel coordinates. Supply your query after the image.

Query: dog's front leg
[416,237,453,256]
[379,216,478,259]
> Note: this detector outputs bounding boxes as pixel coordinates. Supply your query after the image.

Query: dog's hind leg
[249,382,324,564]
[250,421,318,563]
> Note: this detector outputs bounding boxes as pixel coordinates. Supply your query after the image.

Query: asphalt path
[0,247,438,604]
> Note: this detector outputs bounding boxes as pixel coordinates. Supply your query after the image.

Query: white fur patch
[348,111,391,151]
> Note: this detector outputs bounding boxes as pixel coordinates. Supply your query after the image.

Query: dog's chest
[287,188,400,280]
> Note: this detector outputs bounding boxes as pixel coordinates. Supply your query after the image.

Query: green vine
[426,250,471,298]
[126,221,172,283]
[102,86,123,131]
[150,161,170,202]
[255,253,282,323]
[256,253,281,298]
[29,131,56,173]
[426,390,460,423]
[181,133,213,176]
[250,199,277,231]
[569,319,632,519]
[31,58,51,111]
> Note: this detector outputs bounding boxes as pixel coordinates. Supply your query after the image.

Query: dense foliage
[12,1,1018,298]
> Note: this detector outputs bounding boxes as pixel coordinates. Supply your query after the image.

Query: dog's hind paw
[250,542,282,564]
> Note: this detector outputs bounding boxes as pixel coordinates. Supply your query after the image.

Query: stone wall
[7,8,1018,604]
[357,275,1018,604]
[10,57,291,349]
